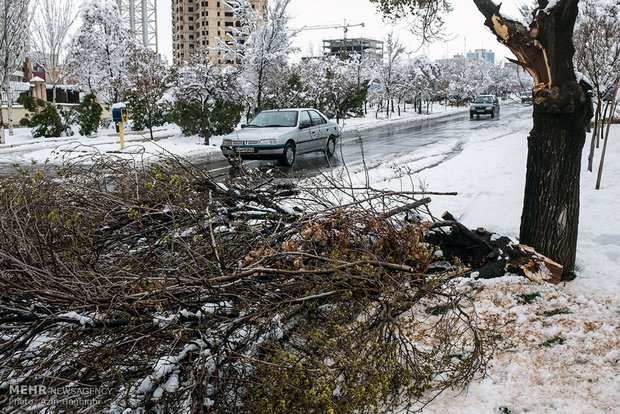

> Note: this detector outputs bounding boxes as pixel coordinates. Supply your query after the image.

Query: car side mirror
[299,121,311,129]
[240,124,247,129]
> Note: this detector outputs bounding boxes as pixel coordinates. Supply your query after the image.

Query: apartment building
[172,0,265,64]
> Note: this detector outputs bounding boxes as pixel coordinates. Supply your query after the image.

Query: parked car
[469,95,500,119]
[520,90,533,104]
[220,108,340,167]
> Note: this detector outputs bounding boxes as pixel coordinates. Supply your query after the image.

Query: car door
[297,110,313,154]
[308,110,327,151]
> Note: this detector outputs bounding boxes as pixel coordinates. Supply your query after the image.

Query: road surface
[200,103,531,180]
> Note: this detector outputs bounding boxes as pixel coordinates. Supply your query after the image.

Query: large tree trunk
[474,0,593,277]
[520,104,587,274]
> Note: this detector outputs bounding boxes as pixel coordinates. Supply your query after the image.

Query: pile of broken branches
[0,156,493,413]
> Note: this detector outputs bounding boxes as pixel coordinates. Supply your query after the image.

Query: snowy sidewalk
[364,119,619,413]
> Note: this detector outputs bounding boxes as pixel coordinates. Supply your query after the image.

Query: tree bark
[520,105,586,274]
[587,99,601,172]
[596,80,619,190]
[0,91,5,144]
[598,99,610,148]
[474,0,593,276]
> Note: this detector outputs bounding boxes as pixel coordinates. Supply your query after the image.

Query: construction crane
[297,21,365,58]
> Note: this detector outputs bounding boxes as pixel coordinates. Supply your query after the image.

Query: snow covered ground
[334,117,619,413]
[0,123,224,167]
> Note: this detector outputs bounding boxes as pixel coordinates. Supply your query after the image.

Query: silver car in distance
[220,108,340,167]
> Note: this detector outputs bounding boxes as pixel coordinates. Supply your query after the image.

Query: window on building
[225,21,233,26]
[189,25,194,30]
[188,7,193,12]
[225,12,233,17]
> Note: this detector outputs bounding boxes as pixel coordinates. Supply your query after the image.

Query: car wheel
[325,136,336,158]
[278,141,296,167]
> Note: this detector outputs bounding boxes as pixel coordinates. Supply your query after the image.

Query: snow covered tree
[125,43,169,140]
[371,0,595,277]
[219,0,298,114]
[574,0,620,171]
[65,0,134,105]
[314,56,369,123]
[0,0,31,142]
[407,55,441,113]
[170,55,243,145]
[377,33,405,118]
[30,0,77,104]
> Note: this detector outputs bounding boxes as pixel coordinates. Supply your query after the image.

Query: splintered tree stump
[425,211,563,284]
[512,245,563,285]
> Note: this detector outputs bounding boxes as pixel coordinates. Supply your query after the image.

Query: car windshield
[246,111,299,128]
[473,96,494,103]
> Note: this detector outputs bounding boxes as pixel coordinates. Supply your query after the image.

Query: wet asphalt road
[199,103,531,180]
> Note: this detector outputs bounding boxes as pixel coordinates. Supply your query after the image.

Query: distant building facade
[322,38,384,61]
[466,48,495,64]
[171,0,266,64]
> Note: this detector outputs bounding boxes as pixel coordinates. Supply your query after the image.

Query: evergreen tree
[76,93,103,136]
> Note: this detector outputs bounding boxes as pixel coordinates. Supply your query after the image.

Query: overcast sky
[108,0,526,64]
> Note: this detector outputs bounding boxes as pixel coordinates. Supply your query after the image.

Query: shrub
[171,98,243,143]
[18,95,63,138]
[76,94,103,136]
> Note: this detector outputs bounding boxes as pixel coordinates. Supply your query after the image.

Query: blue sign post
[112,103,128,150]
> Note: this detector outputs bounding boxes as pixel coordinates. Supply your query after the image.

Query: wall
[1,104,112,127]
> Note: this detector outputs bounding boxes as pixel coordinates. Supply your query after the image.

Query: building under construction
[322,38,383,61]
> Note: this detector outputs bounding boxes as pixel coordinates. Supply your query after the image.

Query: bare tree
[0,0,31,142]
[30,0,77,104]
[574,0,620,171]
[371,0,594,277]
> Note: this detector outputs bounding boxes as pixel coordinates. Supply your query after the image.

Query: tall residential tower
[171,0,265,64]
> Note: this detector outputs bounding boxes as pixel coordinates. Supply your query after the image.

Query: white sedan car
[220,108,340,166]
